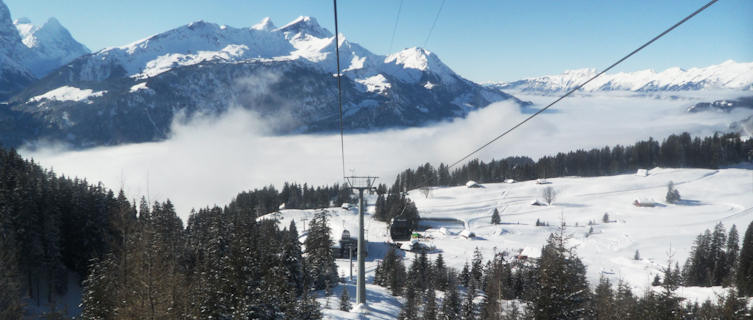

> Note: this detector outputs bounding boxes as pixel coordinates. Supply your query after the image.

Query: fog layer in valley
[21,92,752,220]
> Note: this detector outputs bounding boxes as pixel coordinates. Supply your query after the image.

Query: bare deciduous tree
[420,187,432,199]
[542,186,556,206]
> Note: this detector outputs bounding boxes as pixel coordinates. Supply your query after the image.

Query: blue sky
[6,0,752,82]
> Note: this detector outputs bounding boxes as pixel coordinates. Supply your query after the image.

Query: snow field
[264,167,753,318]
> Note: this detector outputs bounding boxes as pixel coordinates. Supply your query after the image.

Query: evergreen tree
[725,224,740,286]
[283,220,305,296]
[304,210,338,290]
[491,208,500,225]
[460,262,471,288]
[593,276,616,320]
[531,229,591,319]
[440,277,461,320]
[461,284,476,320]
[423,283,438,320]
[0,231,23,319]
[398,277,419,320]
[471,248,484,285]
[339,288,351,312]
[710,222,728,286]
[79,256,118,319]
[665,181,681,203]
[614,281,638,320]
[433,254,448,291]
[737,220,753,296]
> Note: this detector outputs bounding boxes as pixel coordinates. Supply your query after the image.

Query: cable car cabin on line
[390,217,412,241]
[334,229,364,258]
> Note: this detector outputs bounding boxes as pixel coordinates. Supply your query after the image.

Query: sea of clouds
[21,91,751,220]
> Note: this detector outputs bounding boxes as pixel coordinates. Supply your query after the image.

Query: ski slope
[261,166,753,318]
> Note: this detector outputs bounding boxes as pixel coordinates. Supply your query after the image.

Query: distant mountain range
[487,60,753,94]
[1,0,751,149]
[0,0,524,148]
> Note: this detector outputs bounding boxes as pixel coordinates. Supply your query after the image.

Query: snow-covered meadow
[261,166,753,318]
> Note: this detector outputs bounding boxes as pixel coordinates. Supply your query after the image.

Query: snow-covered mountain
[14,17,90,77]
[489,60,753,94]
[2,16,525,148]
[0,0,34,99]
[0,0,90,100]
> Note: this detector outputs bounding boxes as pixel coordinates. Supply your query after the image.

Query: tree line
[228,182,353,215]
[0,146,345,319]
[79,202,337,319]
[0,148,120,317]
[390,132,753,192]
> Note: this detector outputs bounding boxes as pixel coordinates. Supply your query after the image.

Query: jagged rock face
[2,16,527,148]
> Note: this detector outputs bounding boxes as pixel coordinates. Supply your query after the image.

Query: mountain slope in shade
[0,0,34,99]
[488,60,753,93]
[14,17,91,77]
[3,16,526,148]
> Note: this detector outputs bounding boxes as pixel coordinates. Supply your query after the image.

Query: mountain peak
[252,17,276,31]
[12,15,90,77]
[14,17,31,25]
[42,17,63,30]
[386,47,443,71]
[278,16,332,38]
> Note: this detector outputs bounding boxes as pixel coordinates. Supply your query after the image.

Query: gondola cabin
[390,217,412,241]
[335,229,362,258]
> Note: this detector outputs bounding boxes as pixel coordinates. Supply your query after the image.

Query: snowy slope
[262,167,753,317]
[14,17,90,77]
[489,60,753,93]
[4,16,524,148]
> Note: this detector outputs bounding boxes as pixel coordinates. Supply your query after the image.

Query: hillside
[262,166,753,318]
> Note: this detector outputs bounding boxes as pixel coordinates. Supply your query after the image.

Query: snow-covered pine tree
[423,281,438,320]
[737,220,753,296]
[397,277,419,320]
[725,225,739,286]
[79,256,118,319]
[440,275,461,320]
[460,262,471,288]
[304,210,338,291]
[531,229,591,319]
[471,248,484,285]
[593,276,615,319]
[491,208,500,225]
[461,283,476,320]
[433,254,448,291]
[339,288,351,312]
[283,220,305,296]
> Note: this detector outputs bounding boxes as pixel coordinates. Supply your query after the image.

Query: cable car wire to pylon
[424,0,446,48]
[333,0,346,180]
[446,0,718,170]
[388,0,404,54]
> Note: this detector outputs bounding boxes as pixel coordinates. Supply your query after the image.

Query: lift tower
[345,176,377,306]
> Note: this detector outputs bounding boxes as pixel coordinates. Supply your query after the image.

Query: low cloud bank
[21,93,749,220]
